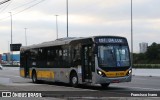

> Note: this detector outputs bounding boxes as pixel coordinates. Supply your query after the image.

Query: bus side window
[37,49,41,67]
[73,49,76,60]
[59,50,62,60]
[47,47,55,67]
[30,49,37,67]
[53,49,59,68]
[62,49,69,67]
[73,48,81,67]
[58,49,63,67]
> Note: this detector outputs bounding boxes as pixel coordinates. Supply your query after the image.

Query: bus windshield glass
[98,45,130,67]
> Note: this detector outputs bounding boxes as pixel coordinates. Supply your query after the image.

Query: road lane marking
[0,75,21,78]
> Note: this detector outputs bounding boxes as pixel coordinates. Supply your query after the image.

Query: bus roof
[21,36,126,50]
[21,37,83,50]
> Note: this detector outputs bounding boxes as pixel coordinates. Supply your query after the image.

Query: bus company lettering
[98,38,123,43]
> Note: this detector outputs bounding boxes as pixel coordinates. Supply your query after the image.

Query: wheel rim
[72,76,77,85]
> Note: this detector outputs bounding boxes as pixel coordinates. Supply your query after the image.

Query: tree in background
[146,42,160,63]
[133,42,160,64]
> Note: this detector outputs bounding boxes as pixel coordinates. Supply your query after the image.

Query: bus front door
[24,52,30,77]
[82,45,92,82]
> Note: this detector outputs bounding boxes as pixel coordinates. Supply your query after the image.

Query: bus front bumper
[94,74,132,84]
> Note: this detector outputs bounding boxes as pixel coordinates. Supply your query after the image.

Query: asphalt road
[0,67,160,100]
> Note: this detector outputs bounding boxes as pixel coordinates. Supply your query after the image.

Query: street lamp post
[131,0,133,67]
[55,15,59,39]
[66,0,68,37]
[9,12,13,65]
[8,41,9,53]
[24,28,27,46]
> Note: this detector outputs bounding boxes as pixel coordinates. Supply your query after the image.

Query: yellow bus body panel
[20,69,25,77]
[36,70,54,79]
[103,70,128,78]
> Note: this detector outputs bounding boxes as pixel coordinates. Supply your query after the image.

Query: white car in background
[0,64,3,70]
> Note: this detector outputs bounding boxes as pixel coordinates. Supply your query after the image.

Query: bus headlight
[97,70,106,77]
[129,70,132,74]
[98,70,102,75]
[127,69,132,75]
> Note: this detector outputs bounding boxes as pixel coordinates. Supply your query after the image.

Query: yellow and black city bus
[20,36,132,87]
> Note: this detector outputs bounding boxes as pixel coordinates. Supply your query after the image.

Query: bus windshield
[98,45,130,67]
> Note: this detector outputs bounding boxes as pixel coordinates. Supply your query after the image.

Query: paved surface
[0,67,160,100]
[132,68,160,77]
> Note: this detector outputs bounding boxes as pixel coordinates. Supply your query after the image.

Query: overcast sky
[0,0,160,53]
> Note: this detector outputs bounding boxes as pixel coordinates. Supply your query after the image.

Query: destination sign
[95,38,126,44]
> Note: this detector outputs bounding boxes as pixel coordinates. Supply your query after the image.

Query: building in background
[139,42,148,53]
[1,53,20,65]
[2,53,10,62]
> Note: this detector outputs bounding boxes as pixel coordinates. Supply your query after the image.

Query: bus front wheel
[70,72,78,87]
[32,71,38,83]
[100,83,110,88]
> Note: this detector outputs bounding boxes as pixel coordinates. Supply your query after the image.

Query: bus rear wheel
[100,83,110,88]
[32,71,38,83]
[70,72,78,87]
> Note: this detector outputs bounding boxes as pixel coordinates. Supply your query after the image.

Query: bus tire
[100,83,110,88]
[70,72,78,87]
[32,71,38,83]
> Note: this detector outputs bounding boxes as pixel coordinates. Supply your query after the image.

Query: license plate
[116,72,124,76]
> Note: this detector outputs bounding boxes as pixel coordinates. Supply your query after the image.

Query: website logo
[2,92,12,97]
